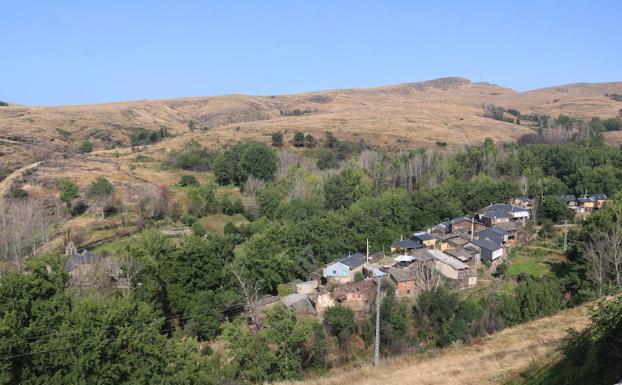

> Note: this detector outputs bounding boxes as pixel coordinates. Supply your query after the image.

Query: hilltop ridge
[1,77,621,180]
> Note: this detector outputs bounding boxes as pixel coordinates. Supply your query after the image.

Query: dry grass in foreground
[279,305,590,385]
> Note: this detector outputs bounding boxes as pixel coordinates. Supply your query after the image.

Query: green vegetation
[271,131,283,147]
[213,141,277,186]
[515,294,622,385]
[9,188,28,199]
[293,131,305,147]
[78,140,94,153]
[129,126,168,146]
[58,178,79,209]
[8,122,622,383]
[178,174,199,186]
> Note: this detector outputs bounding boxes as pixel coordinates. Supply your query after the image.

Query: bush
[10,188,28,199]
[78,140,94,153]
[271,132,283,147]
[181,214,198,226]
[166,140,214,171]
[316,148,338,170]
[191,221,206,237]
[0,101,8,106]
[493,261,508,278]
[293,132,305,147]
[58,178,79,209]
[354,271,364,282]
[178,175,199,187]
[276,283,294,297]
[324,306,356,349]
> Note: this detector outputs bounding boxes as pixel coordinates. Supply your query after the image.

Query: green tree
[256,185,283,219]
[316,147,338,170]
[59,178,79,214]
[212,152,232,185]
[78,140,94,153]
[87,176,114,218]
[235,141,278,185]
[271,131,284,147]
[293,132,305,147]
[178,174,199,186]
[191,221,207,236]
[324,305,356,349]
[324,167,372,209]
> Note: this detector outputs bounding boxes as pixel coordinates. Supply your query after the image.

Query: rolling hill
[1,77,621,181]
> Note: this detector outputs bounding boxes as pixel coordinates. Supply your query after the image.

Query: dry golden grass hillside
[278,304,590,385]
[2,77,621,179]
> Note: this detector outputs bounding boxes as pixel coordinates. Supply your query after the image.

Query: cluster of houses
[252,200,539,321]
[558,194,608,214]
[63,193,610,323]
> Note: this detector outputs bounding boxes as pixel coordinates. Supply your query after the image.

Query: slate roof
[449,216,470,225]
[413,231,435,242]
[495,221,519,232]
[560,194,577,202]
[65,251,100,272]
[413,248,436,262]
[428,249,469,270]
[471,237,503,252]
[590,194,608,200]
[445,247,478,262]
[392,238,420,249]
[480,211,513,219]
[388,268,415,282]
[337,252,366,269]
[489,227,508,236]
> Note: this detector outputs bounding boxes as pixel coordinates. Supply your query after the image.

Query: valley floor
[279,304,590,385]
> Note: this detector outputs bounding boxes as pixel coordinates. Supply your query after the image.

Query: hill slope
[278,304,590,385]
[1,77,621,179]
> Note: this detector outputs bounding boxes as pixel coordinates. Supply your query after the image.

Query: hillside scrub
[5,131,622,383]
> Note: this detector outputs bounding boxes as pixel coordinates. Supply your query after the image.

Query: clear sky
[2,0,621,106]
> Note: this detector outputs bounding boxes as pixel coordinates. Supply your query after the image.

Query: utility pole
[563,220,568,251]
[374,275,381,368]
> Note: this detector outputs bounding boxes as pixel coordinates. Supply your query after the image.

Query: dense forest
[2,114,622,384]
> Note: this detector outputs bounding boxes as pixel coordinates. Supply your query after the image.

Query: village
[246,193,609,321]
[63,193,610,321]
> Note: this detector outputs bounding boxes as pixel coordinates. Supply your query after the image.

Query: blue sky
[1,1,621,105]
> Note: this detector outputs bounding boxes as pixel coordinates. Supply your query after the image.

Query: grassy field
[277,304,590,385]
[506,237,567,278]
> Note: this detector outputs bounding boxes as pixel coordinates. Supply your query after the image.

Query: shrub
[271,132,283,147]
[0,101,8,106]
[324,306,356,349]
[293,132,305,147]
[191,221,206,237]
[181,214,198,226]
[78,140,94,153]
[178,175,199,187]
[58,178,79,209]
[316,147,338,170]
[277,283,294,297]
[10,188,28,199]
[354,271,364,282]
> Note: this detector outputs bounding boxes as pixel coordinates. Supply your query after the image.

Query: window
[332,270,336,274]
